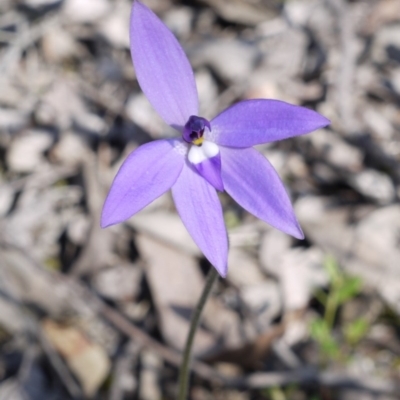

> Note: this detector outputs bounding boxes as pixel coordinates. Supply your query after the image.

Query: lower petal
[188,141,224,191]
[193,154,224,191]
[220,146,304,239]
[102,139,185,227]
[172,164,228,276]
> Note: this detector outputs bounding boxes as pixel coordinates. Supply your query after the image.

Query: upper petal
[130,1,198,128]
[172,164,228,276]
[210,99,330,147]
[220,146,304,239]
[102,139,185,227]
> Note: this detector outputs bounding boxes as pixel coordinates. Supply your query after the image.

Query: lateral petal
[210,99,330,147]
[220,146,304,239]
[172,164,228,276]
[102,139,185,227]
[130,1,199,129]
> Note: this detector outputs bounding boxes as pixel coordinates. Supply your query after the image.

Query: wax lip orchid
[101,0,330,277]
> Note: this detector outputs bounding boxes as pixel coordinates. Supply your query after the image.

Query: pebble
[42,26,79,62]
[92,264,142,302]
[371,24,400,64]
[350,169,395,205]
[7,130,53,173]
[63,0,111,23]
[99,2,130,48]
[164,6,193,38]
[191,38,259,82]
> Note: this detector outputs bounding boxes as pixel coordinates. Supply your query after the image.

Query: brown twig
[98,300,225,385]
[229,369,399,395]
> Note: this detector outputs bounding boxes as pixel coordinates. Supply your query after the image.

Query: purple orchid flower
[101,1,330,277]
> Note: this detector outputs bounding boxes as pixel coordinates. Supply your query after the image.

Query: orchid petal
[220,146,304,239]
[210,99,330,147]
[192,154,224,192]
[130,1,198,128]
[102,139,185,227]
[172,164,228,276]
[188,141,224,191]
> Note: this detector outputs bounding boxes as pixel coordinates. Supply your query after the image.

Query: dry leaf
[42,319,111,397]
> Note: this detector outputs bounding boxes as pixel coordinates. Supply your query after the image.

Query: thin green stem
[324,292,338,330]
[177,267,219,400]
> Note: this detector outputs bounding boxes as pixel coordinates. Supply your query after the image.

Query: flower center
[184,116,224,191]
[182,115,211,146]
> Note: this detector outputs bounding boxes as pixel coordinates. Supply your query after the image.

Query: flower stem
[177,267,219,400]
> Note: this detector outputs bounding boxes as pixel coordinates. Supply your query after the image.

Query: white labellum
[188,141,219,165]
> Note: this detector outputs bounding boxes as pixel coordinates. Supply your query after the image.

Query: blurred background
[0,0,400,399]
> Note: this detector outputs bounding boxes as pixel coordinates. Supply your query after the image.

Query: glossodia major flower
[101,0,330,277]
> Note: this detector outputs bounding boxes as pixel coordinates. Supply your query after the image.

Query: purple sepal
[220,146,304,239]
[211,99,330,147]
[130,1,199,128]
[193,153,224,192]
[101,139,184,227]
